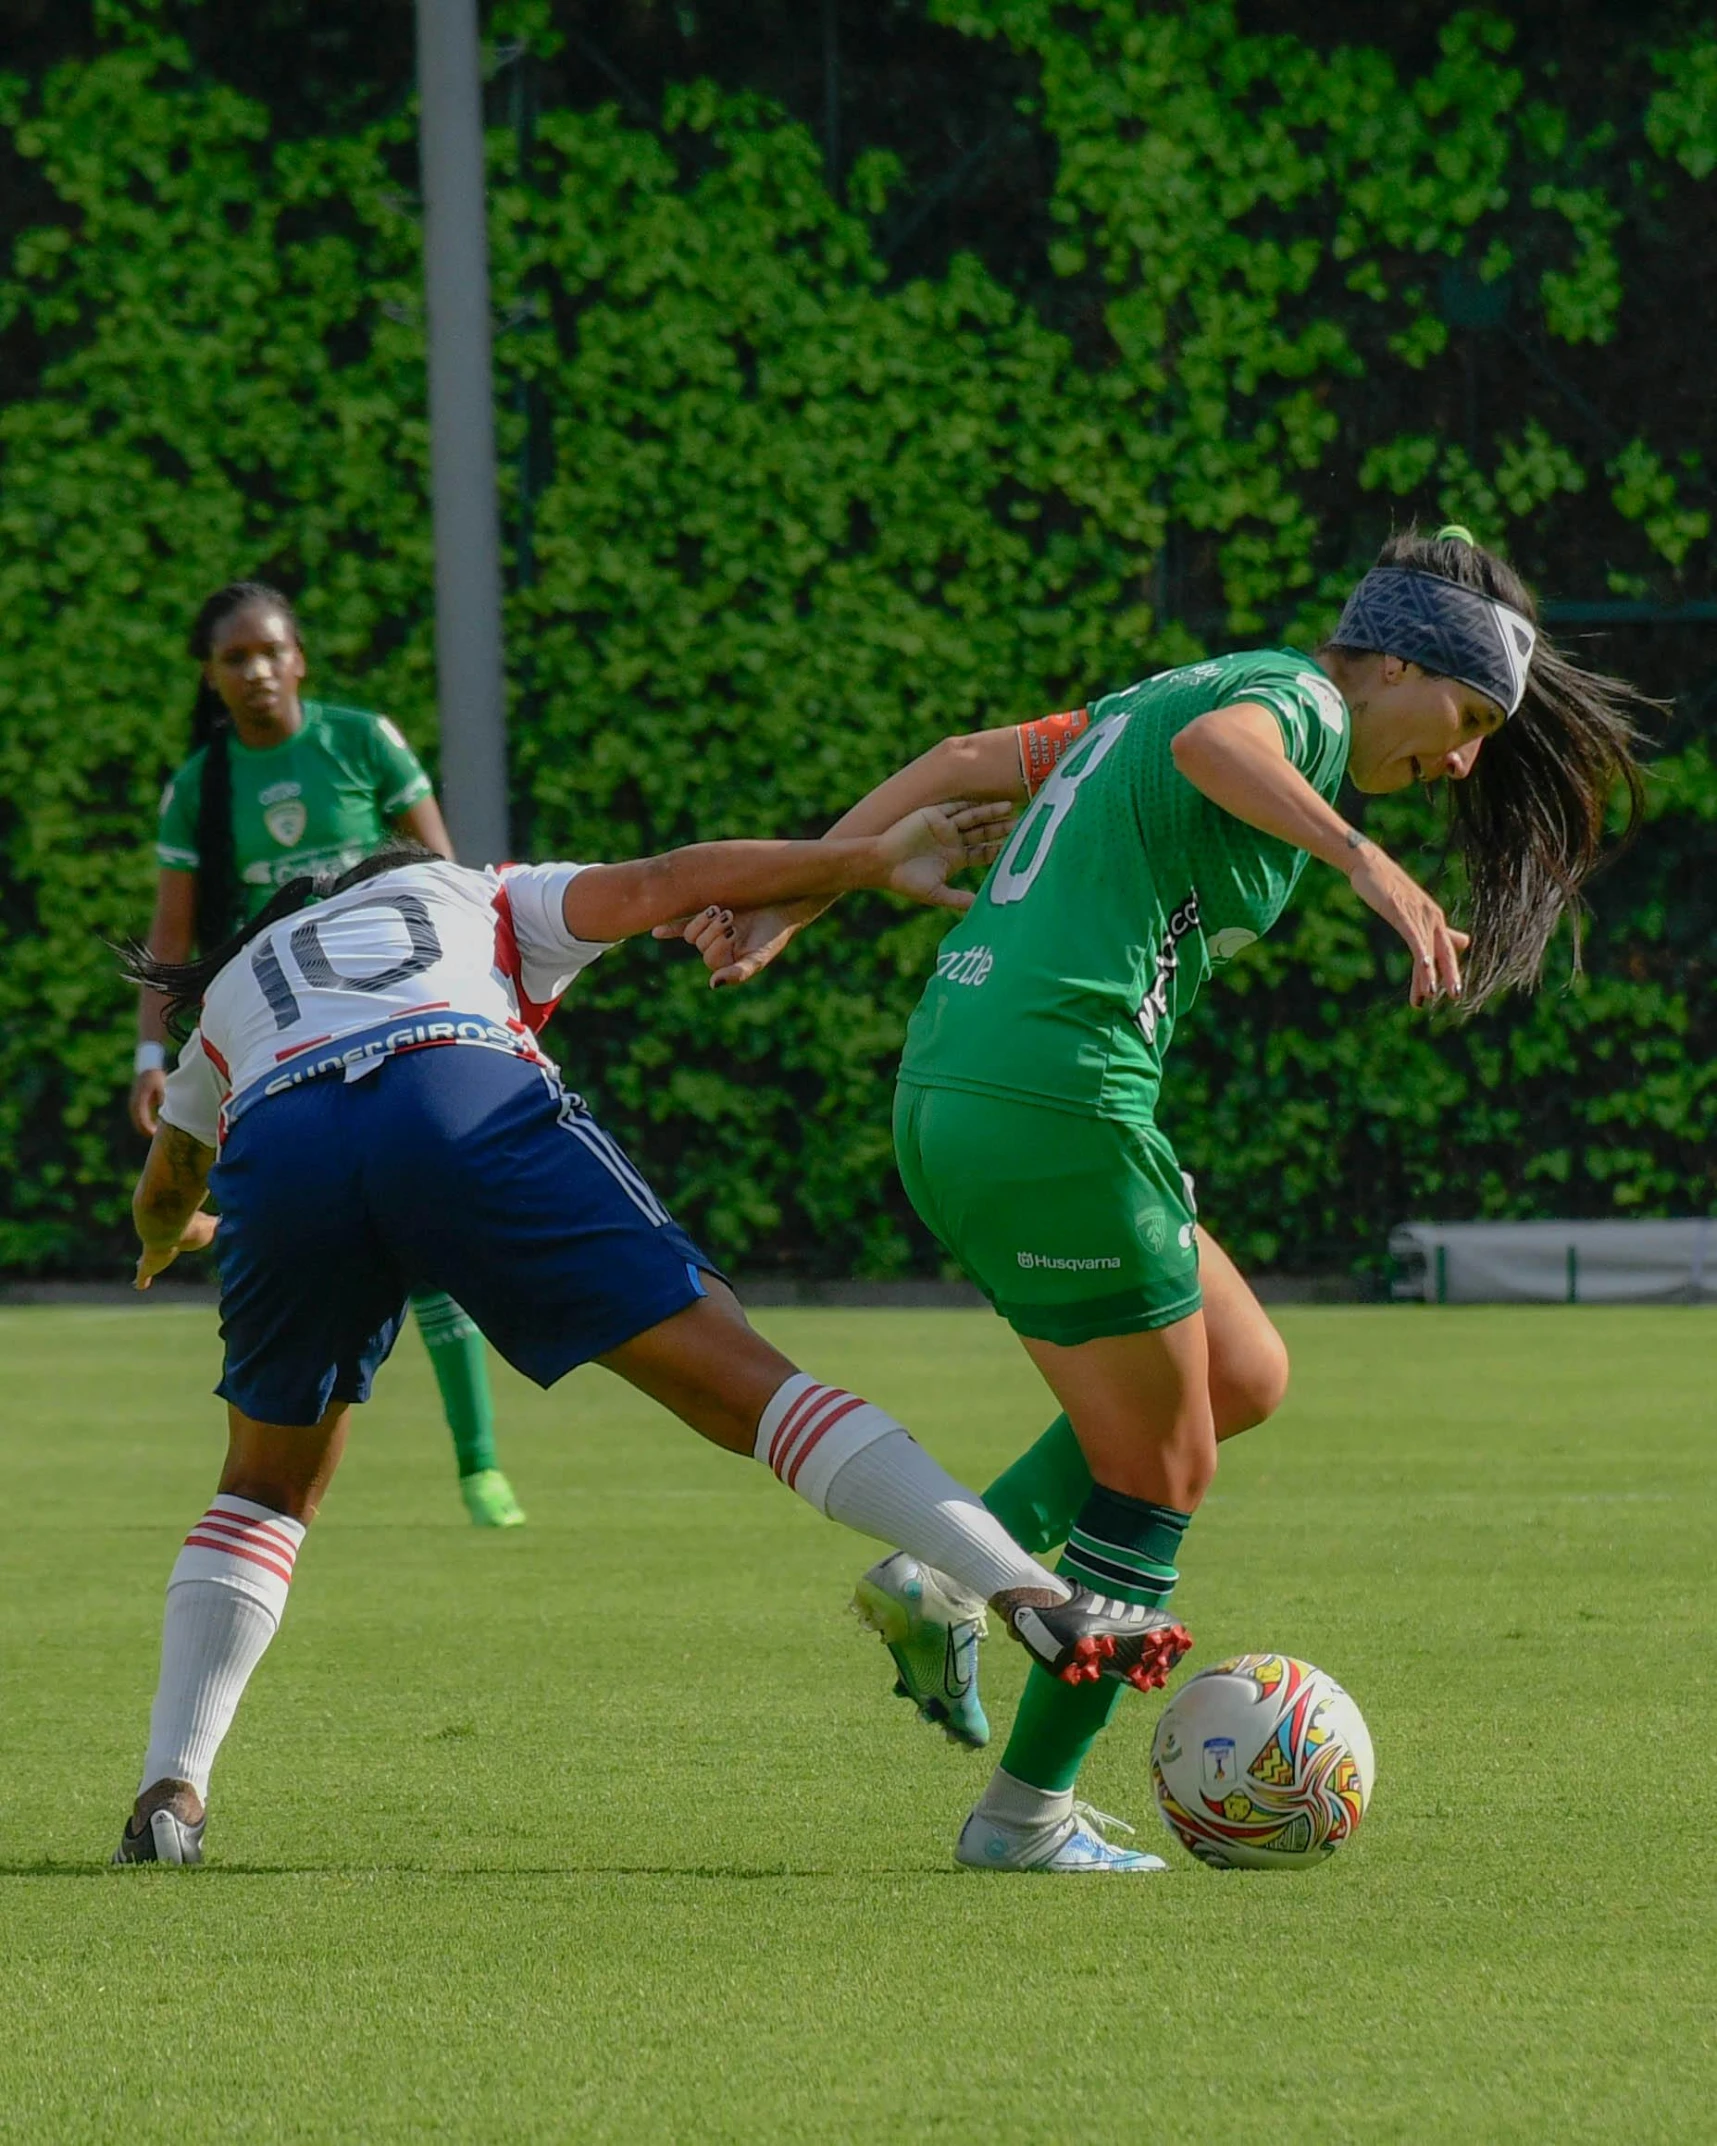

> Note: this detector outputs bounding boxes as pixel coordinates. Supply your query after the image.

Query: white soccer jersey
[158,860,611,1147]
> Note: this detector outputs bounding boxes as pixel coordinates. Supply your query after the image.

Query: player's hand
[653,899,822,989]
[1346,844,1469,1007]
[130,1069,166,1138]
[134,1208,219,1291]
[875,800,1015,911]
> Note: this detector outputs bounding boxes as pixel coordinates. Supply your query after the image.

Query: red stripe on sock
[182,1534,297,1587]
[767,1383,832,1475]
[771,1386,850,1480]
[196,1510,300,1562]
[785,1395,868,1490]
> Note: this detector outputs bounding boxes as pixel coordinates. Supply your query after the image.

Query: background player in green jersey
[670,527,1650,1870]
[129,580,526,1530]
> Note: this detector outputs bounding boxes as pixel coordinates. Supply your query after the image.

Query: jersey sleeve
[155,762,202,872]
[157,1030,224,1149]
[1016,709,1092,797]
[1240,668,1350,798]
[494,863,614,1012]
[367,714,435,816]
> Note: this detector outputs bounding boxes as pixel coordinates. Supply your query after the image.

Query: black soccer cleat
[112,1806,206,1867]
[1000,1589,1192,1694]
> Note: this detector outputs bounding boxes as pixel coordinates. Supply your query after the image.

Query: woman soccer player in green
[130,580,527,1529]
[669,527,1649,1870]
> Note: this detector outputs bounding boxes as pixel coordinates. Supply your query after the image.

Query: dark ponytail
[117,839,447,1039]
[184,581,302,951]
[1361,530,1652,1007]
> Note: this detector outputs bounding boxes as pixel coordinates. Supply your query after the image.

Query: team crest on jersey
[264,799,308,847]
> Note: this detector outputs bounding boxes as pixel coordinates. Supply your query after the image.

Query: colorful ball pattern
[1150,1654,1375,1870]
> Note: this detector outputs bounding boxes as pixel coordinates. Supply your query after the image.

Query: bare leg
[1019,1310,1217,1510]
[1197,1228,1290,1443]
[596,1277,1079,1616]
[218,1399,351,1520]
[595,1277,796,1452]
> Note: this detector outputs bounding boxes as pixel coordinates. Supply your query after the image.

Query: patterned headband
[1332,567,1538,719]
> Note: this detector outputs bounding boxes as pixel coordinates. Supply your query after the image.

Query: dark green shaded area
[1,3,1713,1275]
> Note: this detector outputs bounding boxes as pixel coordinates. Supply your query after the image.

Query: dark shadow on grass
[1,1860,965,1881]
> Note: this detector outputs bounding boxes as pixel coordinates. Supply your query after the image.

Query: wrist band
[134,1041,167,1077]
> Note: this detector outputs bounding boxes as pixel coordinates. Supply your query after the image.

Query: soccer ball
[1150,1653,1374,1870]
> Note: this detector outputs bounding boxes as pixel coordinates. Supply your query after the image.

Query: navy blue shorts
[209,1047,717,1425]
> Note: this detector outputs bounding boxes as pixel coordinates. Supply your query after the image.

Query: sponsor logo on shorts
[934,944,994,987]
[258,1017,528,1100]
[225,1012,551,1130]
[1137,893,1201,1045]
[1017,1251,1123,1272]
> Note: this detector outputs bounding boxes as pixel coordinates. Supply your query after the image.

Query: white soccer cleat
[113,1807,206,1866]
[955,1801,1168,1874]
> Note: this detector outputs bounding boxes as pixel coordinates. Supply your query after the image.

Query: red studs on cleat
[1048,1620,1193,1691]
[1123,1622,1194,1695]
[1058,1633,1115,1685]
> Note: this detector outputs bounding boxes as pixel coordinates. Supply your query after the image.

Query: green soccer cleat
[853,1551,990,1750]
[460,1468,526,1529]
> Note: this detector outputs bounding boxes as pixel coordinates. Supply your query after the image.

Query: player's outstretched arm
[820,728,1030,841]
[654,725,1031,987]
[133,1124,218,1290]
[1173,701,1468,1006]
[561,801,1013,945]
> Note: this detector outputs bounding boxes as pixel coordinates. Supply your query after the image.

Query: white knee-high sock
[138,1496,306,1800]
[753,1375,1070,1606]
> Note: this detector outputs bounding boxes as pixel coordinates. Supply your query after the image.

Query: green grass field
[1,1303,1713,2143]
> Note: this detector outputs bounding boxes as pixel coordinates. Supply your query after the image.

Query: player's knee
[1213,1328,1290,1439]
[1178,1424,1219,1508]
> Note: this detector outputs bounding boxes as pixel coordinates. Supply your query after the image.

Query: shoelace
[1071,1801,1136,1842]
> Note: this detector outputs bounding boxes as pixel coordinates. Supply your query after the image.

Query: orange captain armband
[1016,708,1091,796]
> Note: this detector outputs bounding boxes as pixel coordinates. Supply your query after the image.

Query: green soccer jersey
[898,649,1350,1124]
[156,699,433,921]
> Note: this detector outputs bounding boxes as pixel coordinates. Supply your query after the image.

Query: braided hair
[119,840,447,1039]
[184,582,302,950]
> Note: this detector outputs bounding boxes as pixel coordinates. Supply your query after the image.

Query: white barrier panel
[1389,1220,1717,1305]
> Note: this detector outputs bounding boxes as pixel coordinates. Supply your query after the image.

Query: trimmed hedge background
[2,0,1713,1277]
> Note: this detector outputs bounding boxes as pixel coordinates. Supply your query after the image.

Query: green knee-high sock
[981,1413,1093,1555]
[412,1293,498,1479]
[998,1487,1192,1794]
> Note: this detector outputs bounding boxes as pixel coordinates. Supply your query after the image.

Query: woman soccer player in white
[113,808,1191,1865]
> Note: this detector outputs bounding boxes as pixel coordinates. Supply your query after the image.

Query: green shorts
[893,1081,1201,1347]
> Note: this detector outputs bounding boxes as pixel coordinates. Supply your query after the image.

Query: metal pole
[416,0,509,863]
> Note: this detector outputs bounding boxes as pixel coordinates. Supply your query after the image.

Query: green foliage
[1,3,1712,1277]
